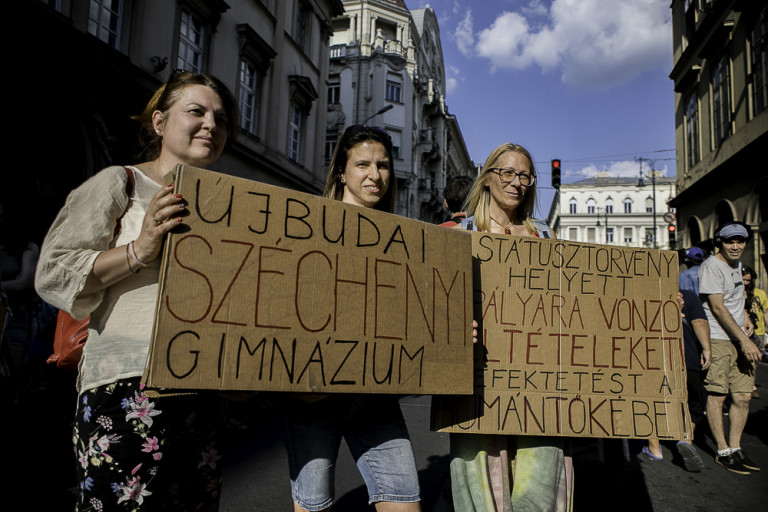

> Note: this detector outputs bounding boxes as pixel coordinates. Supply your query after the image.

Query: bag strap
[113,166,135,239]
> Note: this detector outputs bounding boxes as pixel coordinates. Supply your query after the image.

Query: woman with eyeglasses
[449,143,573,511]
[35,71,239,511]
[280,124,421,512]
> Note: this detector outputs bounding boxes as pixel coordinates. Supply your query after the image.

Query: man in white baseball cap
[699,222,761,474]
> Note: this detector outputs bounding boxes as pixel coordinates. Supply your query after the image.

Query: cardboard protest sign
[142,165,474,395]
[432,233,690,440]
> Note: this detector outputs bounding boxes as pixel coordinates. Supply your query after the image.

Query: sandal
[641,445,663,462]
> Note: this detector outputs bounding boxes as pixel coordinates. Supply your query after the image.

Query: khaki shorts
[704,338,755,394]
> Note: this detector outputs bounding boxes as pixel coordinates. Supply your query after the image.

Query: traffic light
[551,159,561,189]
[668,223,677,249]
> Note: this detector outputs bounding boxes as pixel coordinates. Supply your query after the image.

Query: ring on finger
[153,216,163,224]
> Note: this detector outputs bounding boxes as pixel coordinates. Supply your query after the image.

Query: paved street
[220,361,768,511]
[4,362,766,510]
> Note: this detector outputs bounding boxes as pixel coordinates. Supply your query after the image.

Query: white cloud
[454,9,475,57]
[521,0,548,19]
[475,12,533,70]
[566,160,668,180]
[446,64,461,93]
[460,0,672,88]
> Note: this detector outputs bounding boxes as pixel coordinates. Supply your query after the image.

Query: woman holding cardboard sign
[449,142,573,511]
[280,124,421,512]
[35,71,238,511]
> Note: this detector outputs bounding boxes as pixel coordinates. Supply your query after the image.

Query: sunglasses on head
[343,124,392,141]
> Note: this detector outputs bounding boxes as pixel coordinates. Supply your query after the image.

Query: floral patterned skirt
[73,378,226,512]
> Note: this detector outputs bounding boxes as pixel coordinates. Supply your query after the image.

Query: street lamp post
[637,158,657,249]
[361,104,393,125]
[596,206,609,244]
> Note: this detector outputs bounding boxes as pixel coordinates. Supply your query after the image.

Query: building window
[386,78,402,103]
[645,228,655,247]
[328,83,340,105]
[587,228,596,243]
[88,0,123,48]
[624,198,632,213]
[605,198,614,214]
[178,8,205,72]
[239,60,262,135]
[236,24,277,137]
[568,228,578,241]
[287,75,318,164]
[683,0,695,50]
[569,198,577,214]
[606,228,614,243]
[41,0,64,11]
[389,130,401,160]
[645,197,654,213]
[751,7,768,116]
[325,139,337,162]
[712,55,731,146]
[288,103,303,163]
[295,0,311,54]
[686,93,700,168]
[624,227,633,243]
[587,198,596,214]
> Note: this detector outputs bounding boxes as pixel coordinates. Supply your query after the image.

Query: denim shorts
[282,394,420,511]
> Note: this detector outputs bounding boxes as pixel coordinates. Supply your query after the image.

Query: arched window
[587,198,596,214]
[569,198,577,214]
[624,197,632,213]
[605,197,614,214]
[645,196,654,213]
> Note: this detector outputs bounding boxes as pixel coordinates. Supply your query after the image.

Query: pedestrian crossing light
[551,159,561,189]
[668,223,677,249]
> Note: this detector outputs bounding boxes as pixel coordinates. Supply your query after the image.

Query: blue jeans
[283,394,420,511]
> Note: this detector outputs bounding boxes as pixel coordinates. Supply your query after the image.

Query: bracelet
[128,241,149,269]
[125,244,138,274]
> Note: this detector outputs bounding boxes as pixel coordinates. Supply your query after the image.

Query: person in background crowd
[742,265,767,397]
[700,222,761,474]
[679,246,706,295]
[439,175,474,228]
[0,199,42,401]
[35,71,239,511]
[641,288,711,471]
[280,124,421,512]
[449,142,572,511]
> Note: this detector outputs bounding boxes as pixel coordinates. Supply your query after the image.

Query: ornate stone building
[14,0,342,242]
[548,172,677,249]
[326,0,474,221]
[669,0,767,281]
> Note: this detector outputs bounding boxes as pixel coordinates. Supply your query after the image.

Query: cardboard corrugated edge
[142,166,188,397]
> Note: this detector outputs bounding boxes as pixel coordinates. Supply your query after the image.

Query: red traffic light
[668,224,676,232]
[551,159,561,188]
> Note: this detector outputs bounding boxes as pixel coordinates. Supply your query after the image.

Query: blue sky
[409,0,676,219]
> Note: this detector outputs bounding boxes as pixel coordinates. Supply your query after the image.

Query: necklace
[490,216,516,234]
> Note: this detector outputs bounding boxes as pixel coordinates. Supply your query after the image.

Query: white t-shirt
[698,254,744,341]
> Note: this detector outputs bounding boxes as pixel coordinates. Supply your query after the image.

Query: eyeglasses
[489,167,535,186]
